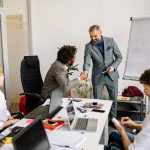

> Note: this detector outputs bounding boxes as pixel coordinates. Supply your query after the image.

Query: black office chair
[20,56,46,112]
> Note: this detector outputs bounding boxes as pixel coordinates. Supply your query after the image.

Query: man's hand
[106,66,115,73]
[79,72,88,80]
[112,117,132,150]
[120,117,135,128]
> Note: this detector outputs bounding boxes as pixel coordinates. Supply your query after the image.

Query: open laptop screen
[66,100,76,125]
[13,116,50,150]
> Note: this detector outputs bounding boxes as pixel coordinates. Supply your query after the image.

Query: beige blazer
[41,60,80,99]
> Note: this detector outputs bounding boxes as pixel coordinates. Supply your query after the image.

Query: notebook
[25,86,64,119]
[13,116,50,150]
[66,100,98,132]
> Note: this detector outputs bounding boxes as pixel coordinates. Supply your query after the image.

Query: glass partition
[0,8,10,109]
[2,0,30,110]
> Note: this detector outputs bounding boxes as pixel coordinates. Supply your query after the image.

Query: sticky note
[26,119,34,124]
[5,137,13,144]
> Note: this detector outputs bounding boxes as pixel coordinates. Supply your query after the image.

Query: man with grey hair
[83,25,122,121]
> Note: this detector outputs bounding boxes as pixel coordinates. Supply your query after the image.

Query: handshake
[79,71,88,80]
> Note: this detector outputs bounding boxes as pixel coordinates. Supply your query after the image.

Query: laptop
[25,86,64,119]
[13,116,50,150]
[66,100,98,132]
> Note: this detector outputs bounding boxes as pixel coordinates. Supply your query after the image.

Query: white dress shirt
[129,113,150,150]
[0,90,10,130]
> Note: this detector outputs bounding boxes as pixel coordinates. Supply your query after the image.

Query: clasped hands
[79,71,88,80]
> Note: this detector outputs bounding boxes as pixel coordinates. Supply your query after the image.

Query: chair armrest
[20,92,45,104]
[11,112,21,115]
[11,112,24,119]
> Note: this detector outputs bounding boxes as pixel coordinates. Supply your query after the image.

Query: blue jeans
[105,130,135,150]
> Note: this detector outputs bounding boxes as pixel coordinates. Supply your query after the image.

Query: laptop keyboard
[7,127,24,137]
[25,106,49,119]
[75,118,89,130]
[25,105,63,119]
[47,106,63,119]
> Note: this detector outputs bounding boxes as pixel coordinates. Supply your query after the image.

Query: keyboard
[25,105,63,119]
[47,106,63,119]
[7,127,24,137]
[74,118,89,130]
[25,105,49,119]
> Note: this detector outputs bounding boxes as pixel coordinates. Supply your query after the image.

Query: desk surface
[1,98,112,150]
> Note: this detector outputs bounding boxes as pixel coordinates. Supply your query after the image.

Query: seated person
[106,69,150,150]
[41,45,88,99]
[0,68,19,132]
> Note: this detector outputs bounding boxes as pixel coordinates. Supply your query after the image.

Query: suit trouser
[93,75,118,119]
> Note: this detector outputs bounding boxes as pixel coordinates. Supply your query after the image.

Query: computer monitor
[13,116,50,150]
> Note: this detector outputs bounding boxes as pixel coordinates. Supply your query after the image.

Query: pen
[51,143,83,149]
[60,145,70,148]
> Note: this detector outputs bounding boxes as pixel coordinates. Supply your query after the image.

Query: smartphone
[112,118,120,125]
[44,120,58,126]
[92,109,105,113]
[112,117,122,128]
[92,102,97,105]
[73,99,82,102]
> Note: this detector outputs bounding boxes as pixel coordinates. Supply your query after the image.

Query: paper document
[50,144,82,150]
[47,131,86,147]
[0,143,13,150]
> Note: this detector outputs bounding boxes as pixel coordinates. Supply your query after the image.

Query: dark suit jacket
[41,60,80,99]
[83,37,123,85]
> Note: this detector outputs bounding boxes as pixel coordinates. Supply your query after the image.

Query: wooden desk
[1,98,112,150]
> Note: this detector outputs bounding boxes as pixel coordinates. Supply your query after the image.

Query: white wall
[30,0,150,94]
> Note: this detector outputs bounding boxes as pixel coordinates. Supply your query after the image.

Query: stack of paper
[47,131,86,148]
[117,95,130,100]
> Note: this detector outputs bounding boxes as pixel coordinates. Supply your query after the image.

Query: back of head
[57,45,77,64]
[139,69,150,86]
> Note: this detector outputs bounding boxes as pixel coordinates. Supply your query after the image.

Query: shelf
[117,97,145,121]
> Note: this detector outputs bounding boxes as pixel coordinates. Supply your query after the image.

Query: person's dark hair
[57,45,77,64]
[139,69,150,86]
[89,25,100,32]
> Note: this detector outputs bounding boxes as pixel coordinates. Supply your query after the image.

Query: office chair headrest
[24,56,39,68]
